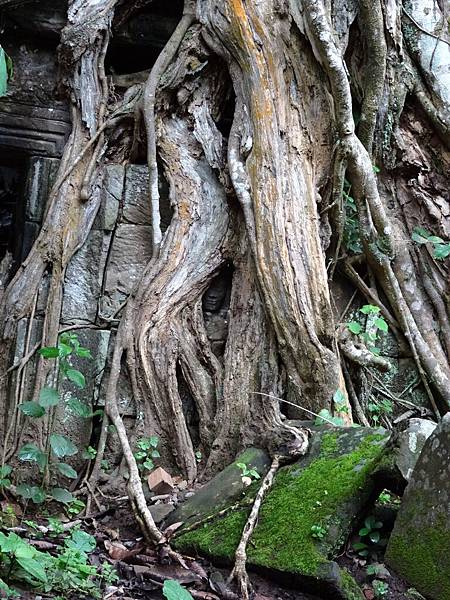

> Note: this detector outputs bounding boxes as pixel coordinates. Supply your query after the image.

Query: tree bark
[0,0,449,535]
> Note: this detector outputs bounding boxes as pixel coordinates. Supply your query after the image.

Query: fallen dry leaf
[163,521,184,539]
[104,539,140,561]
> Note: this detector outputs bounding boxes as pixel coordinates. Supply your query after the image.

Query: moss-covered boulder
[174,426,391,599]
[386,413,450,600]
[167,448,271,526]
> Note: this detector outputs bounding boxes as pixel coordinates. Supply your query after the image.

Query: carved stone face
[202,275,228,313]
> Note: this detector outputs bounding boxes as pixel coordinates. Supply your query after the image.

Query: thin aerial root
[143,0,196,257]
[228,455,281,600]
[229,427,308,599]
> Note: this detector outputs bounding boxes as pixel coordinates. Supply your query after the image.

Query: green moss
[387,497,450,599]
[176,430,389,579]
[340,569,365,600]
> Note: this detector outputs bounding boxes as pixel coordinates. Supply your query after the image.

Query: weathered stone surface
[150,503,175,524]
[102,224,152,317]
[386,413,450,600]
[168,448,271,528]
[123,165,152,226]
[94,164,123,231]
[24,157,60,222]
[62,230,111,323]
[123,164,171,230]
[174,427,392,600]
[19,221,40,262]
[395,418,437,481]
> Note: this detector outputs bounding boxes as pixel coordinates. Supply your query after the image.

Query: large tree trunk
[0,0,449,526]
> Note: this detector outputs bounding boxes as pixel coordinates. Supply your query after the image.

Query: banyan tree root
[228,428,309,600]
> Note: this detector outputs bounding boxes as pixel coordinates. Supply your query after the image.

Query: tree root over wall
[0,0,449,578]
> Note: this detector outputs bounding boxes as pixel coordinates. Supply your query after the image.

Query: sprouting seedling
[15,333,93,506]
[347,304,388,356]
[236,463,260,486]
[134,435,160,474]
[310,524,327,540]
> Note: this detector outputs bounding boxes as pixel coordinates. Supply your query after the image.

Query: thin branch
[251,392,338,426]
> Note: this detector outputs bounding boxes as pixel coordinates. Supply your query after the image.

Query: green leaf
[374,318,388,333]
[360,304,380,315]
[15,544,35,560]
[149,435,159,448]
[434,243,450,260]
[19,401,45,418]
[56,462,78,479]
[18,444,47,469]
[39,387,60,407]
[427,235,444,244]
[163,580,195,600]
[66,529,96,553]
[0,47,8,97]
[50,487,74,504]
[411,227,431,245]
[65,369,86,389]
[372,165,380,173]
[50,434,78,458]
[370,531,381,543]
[57,342,72,357]
[67,398,93,418]
[39,346,60,359]
[16,484,33,499]
[359,527,370,536]
[18,485,46,504]
[347,322,361,334]
[16,557,48,583]
[76,347,92,359]
[333,389,346,406]
[353,541,368,551]
[0,465,12,478]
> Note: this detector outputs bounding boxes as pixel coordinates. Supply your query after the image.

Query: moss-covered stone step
[386,413,450,600]
[174,426,392,599]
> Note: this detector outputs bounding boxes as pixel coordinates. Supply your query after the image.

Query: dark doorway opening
[0,154,26,271]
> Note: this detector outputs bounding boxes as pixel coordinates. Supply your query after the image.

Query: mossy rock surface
[174,426,391,599]
[386,413,450,600]
[167,447,271,527]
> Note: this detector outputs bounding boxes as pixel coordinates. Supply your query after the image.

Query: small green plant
[47,517,64,537]
[353,515,386,557]
[134,435,160,474]
[314,389,349,426]
[82,446,97,460]
[163,579,194,600]
[377,489,400,506]
[367,398,393,426]
[311,524,327,540]
[373,579,389,597]
[15,333,93,507]
[236,463,260,483]
[0,465,12,489]
[347,304,388,356]
[195,450,202,463]
[412,227,450,260]
[66,498,86,517]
